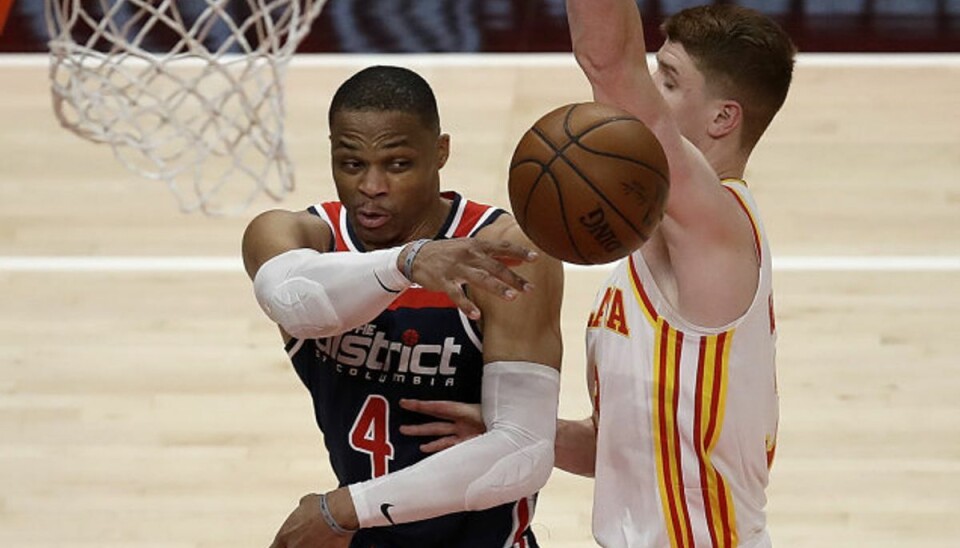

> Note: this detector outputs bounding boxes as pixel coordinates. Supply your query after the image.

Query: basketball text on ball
[579,207,623,253]
[508,102,669,265]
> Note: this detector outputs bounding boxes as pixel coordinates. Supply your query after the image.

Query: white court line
[567,256,960,272]
[0,256,958,273]
[773,256,960,272]
[0,257,241,272]
[2,53,959,68]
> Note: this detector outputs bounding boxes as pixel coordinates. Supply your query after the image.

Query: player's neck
[706,146,748,181]
[402,195,453,245]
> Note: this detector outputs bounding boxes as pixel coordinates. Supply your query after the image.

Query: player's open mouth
[356,209,390,229]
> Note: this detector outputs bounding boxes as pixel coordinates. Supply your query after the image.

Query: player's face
[330,110,450,250]
[652,40,716,150]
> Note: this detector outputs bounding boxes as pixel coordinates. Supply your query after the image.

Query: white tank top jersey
[586,180,778,548]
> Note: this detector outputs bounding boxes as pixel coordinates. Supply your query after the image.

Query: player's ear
[436,133,451,169]
[708,100,742,139]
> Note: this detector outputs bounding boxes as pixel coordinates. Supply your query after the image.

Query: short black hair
[328,65,440,133]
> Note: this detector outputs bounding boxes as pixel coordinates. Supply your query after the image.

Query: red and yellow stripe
[632,234,742,546]
[652,317,694,547]
[628,255,658,327]
[722,181,762,262]
[693,331,738,547]
[652,322,739,547]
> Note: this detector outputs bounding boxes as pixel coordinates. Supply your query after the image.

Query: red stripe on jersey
[723,186,762,263]
[318,202,350,251]
[512,497,531,547]
[694,338,721,548]
[592,362,601,423]
[386,288,456,311]
[767,440,777,469]
[704,333,728,448]
[628,255,659,323]
[451,200,492,238]
[672,332,695,547]
[708,332,738,547]
[657,326,686,546]
[717,475,734,547]
[768,294,777,335]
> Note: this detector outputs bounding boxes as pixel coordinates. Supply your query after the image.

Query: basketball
[508,102,670,265]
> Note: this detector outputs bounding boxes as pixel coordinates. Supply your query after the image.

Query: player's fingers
[399,398,450,417]
[483,239,538,264]
[473,250,534,293]
[444,282,482,320]
[399,421,457,437]
[465,265,524,302]
[400,399,472,421]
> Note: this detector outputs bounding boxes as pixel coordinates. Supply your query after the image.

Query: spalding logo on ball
[508,102,669,265]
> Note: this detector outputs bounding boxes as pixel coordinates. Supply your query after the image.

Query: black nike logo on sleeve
[374,272,403,293]
[380,503,397,525]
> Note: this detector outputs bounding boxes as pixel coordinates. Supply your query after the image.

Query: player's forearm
[347,362,560,528]
[567,0,667,134]
[567,0,649,83]
[253,246,412,339]
[554,417,597,477]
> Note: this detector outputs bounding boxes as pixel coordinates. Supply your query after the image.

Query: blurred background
[3,0,960,53]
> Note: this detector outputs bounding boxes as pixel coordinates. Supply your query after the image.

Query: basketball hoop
[44,0,327,215]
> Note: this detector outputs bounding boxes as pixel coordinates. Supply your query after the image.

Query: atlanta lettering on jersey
[316,323,462,388]
[587,286,630,336]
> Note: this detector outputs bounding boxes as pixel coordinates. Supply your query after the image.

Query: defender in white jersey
[585,179,777,547]
[556,2,796,547]
[394,4,794,546]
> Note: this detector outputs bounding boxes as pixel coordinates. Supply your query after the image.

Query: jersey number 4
[349,395,395,478]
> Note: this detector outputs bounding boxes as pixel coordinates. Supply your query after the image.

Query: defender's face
[652,40,715,148]
[330,110,449,249]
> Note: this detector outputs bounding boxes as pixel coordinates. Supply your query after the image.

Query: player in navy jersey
[242,66,563,548]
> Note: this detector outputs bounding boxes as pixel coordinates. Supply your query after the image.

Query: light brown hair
[663,5,796,151]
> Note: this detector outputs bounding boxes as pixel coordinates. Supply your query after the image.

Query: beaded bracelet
[402,238,431,281]
[318,492,356,536]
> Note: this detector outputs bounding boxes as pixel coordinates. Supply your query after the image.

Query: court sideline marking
[0,256,958,272]
[1,54,956,274]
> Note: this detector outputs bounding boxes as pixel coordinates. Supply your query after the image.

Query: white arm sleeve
[253,247,411,339]
[348,361,560,527]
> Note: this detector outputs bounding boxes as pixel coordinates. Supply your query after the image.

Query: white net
[45,0,327,215]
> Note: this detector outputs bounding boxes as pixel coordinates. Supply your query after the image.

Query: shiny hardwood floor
[1,54,959,547]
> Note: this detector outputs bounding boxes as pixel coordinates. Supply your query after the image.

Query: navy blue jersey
[285,192,539,548]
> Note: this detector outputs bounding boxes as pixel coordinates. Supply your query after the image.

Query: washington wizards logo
[401,328,420,346]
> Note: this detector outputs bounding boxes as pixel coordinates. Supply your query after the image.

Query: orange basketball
[508,102,669,265]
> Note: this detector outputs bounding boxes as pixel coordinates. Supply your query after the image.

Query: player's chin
[354,223,403,249]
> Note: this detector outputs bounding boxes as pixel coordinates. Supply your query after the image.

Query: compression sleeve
[253,247,411,339]
[348,361,560,527]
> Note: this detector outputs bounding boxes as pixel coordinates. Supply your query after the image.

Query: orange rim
[0,0,12,35]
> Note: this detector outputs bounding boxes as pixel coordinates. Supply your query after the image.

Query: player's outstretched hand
[399,399,486,453]
[269,493,352,548]
[400,238,538,320]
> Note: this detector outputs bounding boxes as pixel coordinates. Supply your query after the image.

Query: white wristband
[318,492,356,536]
[402,239,431,281]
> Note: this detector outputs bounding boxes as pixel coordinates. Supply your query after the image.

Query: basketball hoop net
[45,0,327,215]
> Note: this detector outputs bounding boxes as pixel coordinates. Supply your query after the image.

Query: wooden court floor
[1,54,959,547]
